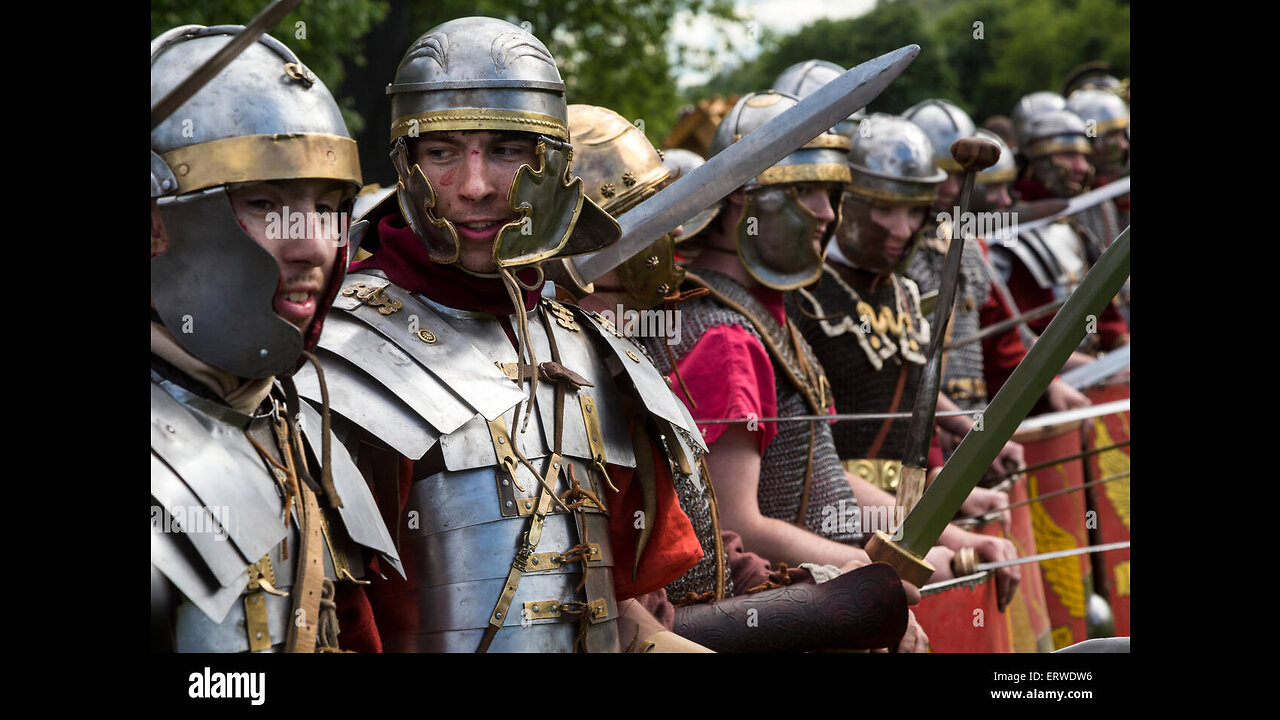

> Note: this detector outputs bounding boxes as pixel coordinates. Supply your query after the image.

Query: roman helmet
[151,25,362,378]
[902,98,976,174]
[772,59,866,137]
[1020,108,1094,196]
[709,91,852,290]
[1066,88,1130,178]
[385,17,619,271]
[563,104,684,309]
[835,113,946,273]
[1010,91,1066,153]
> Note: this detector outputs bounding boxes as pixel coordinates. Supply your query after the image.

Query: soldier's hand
[970,535,1020,612]
[961,486,1012,535]
[925,545,956,582]
[991,440,1025,481]
[1046,378,1091,411]
[895,610,929,653]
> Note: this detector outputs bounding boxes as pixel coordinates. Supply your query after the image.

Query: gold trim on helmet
[390,108,569,143]
[976,167,1017,185]
[1091,116,1129,134]
[756,163,851,187]
[846,183,937,205]
[1024,137,1093,159]
[162,134,362,195]
[937,157,963,173]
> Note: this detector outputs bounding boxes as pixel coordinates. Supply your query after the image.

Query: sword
[151,0,305,130]
[919,541,1130,596]
[571,45,920,283]
[1016,398,1129,432]
[896,137,1003,522]
[1058,345,1131,390]
[986,177,1131,246]
[943,299,1063,350]
[866,227,1131,586]
[953,471,1130,529]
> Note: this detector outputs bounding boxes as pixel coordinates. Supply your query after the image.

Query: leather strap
[865,364,908,461]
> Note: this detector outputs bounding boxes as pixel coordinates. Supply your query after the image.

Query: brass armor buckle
[841,458,904,491]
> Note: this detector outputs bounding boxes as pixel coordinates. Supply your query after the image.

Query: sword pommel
[865,530,935,587]
[950,136,1001,172]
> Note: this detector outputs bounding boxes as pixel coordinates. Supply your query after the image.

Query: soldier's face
[795,183,839,253]
[227,179,347,333]
[413,131,539,273]
[836,194,926,274]
[935,171,963,213]
[972,182,1013,213]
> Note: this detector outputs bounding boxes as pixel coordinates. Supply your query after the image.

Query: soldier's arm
[707,423,871,569]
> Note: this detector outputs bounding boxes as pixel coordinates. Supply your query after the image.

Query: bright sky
[671,0,877,88]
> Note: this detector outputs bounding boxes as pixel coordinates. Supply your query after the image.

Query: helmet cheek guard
[737,186,830,291]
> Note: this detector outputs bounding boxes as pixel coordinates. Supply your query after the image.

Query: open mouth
[274,289,317,326]
[455,220,511,243]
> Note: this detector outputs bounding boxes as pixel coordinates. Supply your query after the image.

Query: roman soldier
[996,106,1130,355]
[150,25,402,653]
[555,104,913,652]
[294,17,709,652]
[789,114,1021,610]
[902,100,1089,426]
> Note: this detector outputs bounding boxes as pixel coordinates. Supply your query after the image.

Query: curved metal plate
[151,454,247,587]
[382,619,621,653]
[573,306,709,450]
[297,400,403,577]
[385,569,618,634]
[296,347,440,460]
[151,382,285,563]
[403,465,607,538]
[316,313,476,435]
[397,512,614,586]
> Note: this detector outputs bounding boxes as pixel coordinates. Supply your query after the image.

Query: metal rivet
[593,435,600,442]
[531,558,539,565]
[495,612,503,619]
[501,478,509,486]
[256,632,263,639]
[524,501,532,509]
[551,604,558,611]
[177,164,189,176]
[505,500,513,508]
[165,425,175,434]
[327,150,337,163]
[161,178,173,191]
[553,462,560,469]
[498,437,506,444]
[532,604,540,612]
[259,349,269,357]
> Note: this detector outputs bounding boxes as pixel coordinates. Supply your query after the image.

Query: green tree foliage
[686,0,1129,123]
[151,0,390,134]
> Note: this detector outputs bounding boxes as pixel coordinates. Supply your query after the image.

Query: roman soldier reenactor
[151,25,402,653]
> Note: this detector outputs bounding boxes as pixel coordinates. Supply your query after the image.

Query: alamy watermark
[936,206,1019,247]
[266,207,350,247]
[821,501,905,539]
[152,503,231,541]
[595,304,683,346]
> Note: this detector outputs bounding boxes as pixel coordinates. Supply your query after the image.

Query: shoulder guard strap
[297,400,404,578]
[568,300,708,451]
[686,271,829,416]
